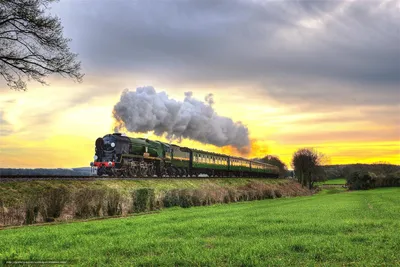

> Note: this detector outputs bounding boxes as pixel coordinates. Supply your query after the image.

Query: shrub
[105,189,122,216]
[40,186,70,220]
[227,189,238,202]
[24,195,40,224]
[274,189,283,198]
[191,189,205,206]
[263,189,276,199]
[0,199,5,226]
[374,171,400,188]
[74,188,106,218]
[178,189,193,208]
[346,171,377,190]
[132,188,155,213]
[162,189,180,208]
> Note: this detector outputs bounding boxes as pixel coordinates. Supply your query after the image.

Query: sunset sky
[0,0,399,168]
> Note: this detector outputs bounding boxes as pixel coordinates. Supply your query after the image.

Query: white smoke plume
[112,86,250,149]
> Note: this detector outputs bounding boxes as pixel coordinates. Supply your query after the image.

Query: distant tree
[291,148,327,189]
[259,155,288,178]
[0,0,83,91]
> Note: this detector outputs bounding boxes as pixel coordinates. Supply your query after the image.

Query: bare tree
[259,155,288,178]
[291,148,327,189]
[0,0,83,91]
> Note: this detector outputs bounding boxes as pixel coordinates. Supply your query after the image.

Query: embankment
[0,178,311,227]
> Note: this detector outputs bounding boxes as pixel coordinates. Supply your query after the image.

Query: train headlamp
[94,155,98,160]
[111,142,115,148]
[108,161,113,167]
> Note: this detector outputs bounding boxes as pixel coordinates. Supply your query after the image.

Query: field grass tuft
[316,178,347,185]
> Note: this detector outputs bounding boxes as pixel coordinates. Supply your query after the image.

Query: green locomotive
[91,133,279,178]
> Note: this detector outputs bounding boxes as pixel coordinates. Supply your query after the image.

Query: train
[90,133,279,178]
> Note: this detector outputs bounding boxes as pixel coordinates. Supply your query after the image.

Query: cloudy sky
[0,0,399,167]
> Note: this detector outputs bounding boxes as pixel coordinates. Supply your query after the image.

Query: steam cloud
[113,86,250,149]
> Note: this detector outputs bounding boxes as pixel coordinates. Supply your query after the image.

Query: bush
[40,186,70,220]
[162,189,180,208]
[75,188,106,218]
[178,189,193,208]
[375,171,400,188]
[24,195,40,224]
[346,171,377,190]
[263,189,276,199]
[132,188,155,213]
[274,189,283,198]
[105,189,122,216]
[191,190,206,206]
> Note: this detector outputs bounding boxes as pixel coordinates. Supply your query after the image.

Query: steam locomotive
[90,133,279,178]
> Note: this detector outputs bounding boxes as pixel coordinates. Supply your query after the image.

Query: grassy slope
[0,178,283,203]
[1,188,399,266]
[316,178,347,185]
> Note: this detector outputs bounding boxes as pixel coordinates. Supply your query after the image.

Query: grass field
[1,188,399,266]
[316,178,347,185]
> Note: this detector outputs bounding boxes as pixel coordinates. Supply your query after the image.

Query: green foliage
[292,148,327,189]
[74,188,106,218]
[316,178,346,185]
[375,171,400,188]
[132,188,156,213]
[346,171,376,190]
[346,170,400,190]
[0,188,399,266]
[105,189,123,216]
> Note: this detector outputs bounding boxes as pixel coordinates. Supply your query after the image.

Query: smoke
[112,86,250,150]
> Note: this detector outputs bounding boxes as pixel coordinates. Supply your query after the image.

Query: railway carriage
[91,133,279,178]
[191,149,229,177]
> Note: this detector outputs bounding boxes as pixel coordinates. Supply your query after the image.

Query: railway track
[0,175,236,182]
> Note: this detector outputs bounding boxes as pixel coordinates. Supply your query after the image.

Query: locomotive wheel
[155,163,162,178]
[148,165,155,177]
[138,166,147,177]
[167,167,176,177]
[97,167,105,176]
[182,168,187,177]
[128,166,137,177]
[175,167,182,177]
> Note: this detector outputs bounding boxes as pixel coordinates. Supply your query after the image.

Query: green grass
[317,178,347,185]
[1,188,399,266]
[316,187,348,195]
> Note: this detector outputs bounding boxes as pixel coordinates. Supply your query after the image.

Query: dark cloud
[52,0,400,106]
